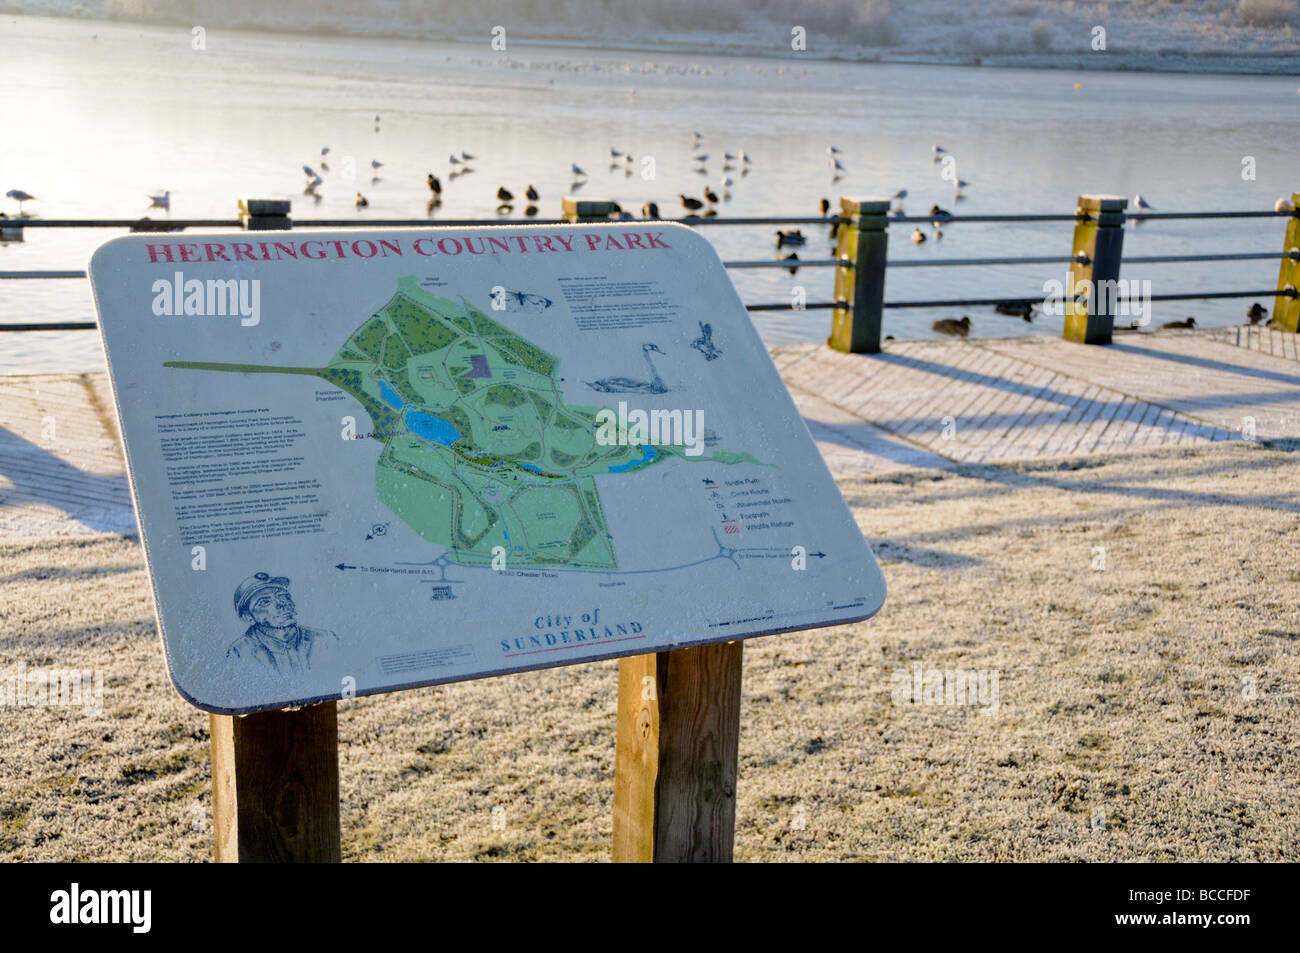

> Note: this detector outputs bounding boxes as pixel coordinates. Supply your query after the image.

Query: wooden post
[612,641,743,863]
[1273,192,1300,332]
[210,703,342,862]
[1064,194,1128,345]
[829,197,891,354]
[562,198,617,222]
[239,197,292,231]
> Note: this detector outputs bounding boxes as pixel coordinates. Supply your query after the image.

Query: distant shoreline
[5,8,1299,77]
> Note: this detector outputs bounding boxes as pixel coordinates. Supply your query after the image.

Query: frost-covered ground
[3,0,1299,71]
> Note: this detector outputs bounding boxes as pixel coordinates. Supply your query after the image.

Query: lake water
[1,14,1296,373]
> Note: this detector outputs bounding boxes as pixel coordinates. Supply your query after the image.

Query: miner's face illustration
[249,588,296,628]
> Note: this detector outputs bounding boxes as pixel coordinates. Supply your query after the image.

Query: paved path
[5,328,1300,536]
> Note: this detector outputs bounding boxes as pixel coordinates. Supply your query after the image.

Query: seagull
[953,178,969,191]
[427,173,442,194]
[933,144,946,154]
[1134,194,1155,210]
[355,192,369,209]
[497,186,514,202]
[720,175,734,188]
[449,154,462,165]
[893,189,908,200]
[724,152,738,161]
[610,147,623,158]
[827,145,841,155]
[321,146,330,156]
[302,165,316,178]
[461,151,476,161]
[147,190,171,209]
[831,157,846,172]
[525,184,539,201]
[307,175,323,188]
[1277,197,1295,212]
[371,159,383,170]
[571,163,587,177]
[5,190,35,213]
[742,152,752,164]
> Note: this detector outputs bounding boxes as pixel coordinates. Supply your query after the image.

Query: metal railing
[2,192,1297,351]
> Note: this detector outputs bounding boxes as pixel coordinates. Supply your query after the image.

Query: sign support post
[210,702,342,862]
[612,641,743,863]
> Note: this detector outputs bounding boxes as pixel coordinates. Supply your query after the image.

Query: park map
[165,277,759,571]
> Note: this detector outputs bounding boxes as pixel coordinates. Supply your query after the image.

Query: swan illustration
[585,343,668,394]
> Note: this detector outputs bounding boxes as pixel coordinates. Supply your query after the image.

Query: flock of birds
[929,299,1273,338]
[2,126,1293,340]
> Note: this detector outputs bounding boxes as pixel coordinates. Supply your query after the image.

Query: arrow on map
[336,563,358,571]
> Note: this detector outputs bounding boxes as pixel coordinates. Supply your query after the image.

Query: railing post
[1273,192,1300,332]
[829,197,891,354]
[239,198,292,231]
[562,198,616,222]
[1064,194,1127,345]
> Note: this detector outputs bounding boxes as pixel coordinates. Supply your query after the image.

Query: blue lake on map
[608,445,658,473]
[405,411,461,446]
[378,381,405,409]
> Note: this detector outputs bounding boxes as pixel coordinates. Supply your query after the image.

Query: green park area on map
[165,277,759,570]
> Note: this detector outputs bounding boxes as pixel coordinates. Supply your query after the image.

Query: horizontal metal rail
[879,288,1294,310]
[0,270,87,279]
[722,258,840,268]
[0,209,1292,229]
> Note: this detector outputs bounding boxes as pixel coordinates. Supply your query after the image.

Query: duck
[703,186,719,204]
[1247,302,1268,323]
[995,301,1034,318]
[776,229,806,248]
[911,228,927,244]
[354,192,369,209]
[497,186,514,202]
[525,205,539,217]
[427,173,442,194]
[525,184,539,201]
[819,198,831,215]
[929,204,952,224]
[781,252,800,274]
[933,316,971,337]
[1161,317,1196,329]
[642,201,660,219]
[680,194,704,211]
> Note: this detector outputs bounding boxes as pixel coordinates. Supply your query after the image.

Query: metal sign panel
[88,224,885,713]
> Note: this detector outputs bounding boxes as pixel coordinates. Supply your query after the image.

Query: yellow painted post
[1273,192,1300,332]
[239,198,291,230]
[562,198,617,222]
[829,197,891,354]
[1064,194,1127,345]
